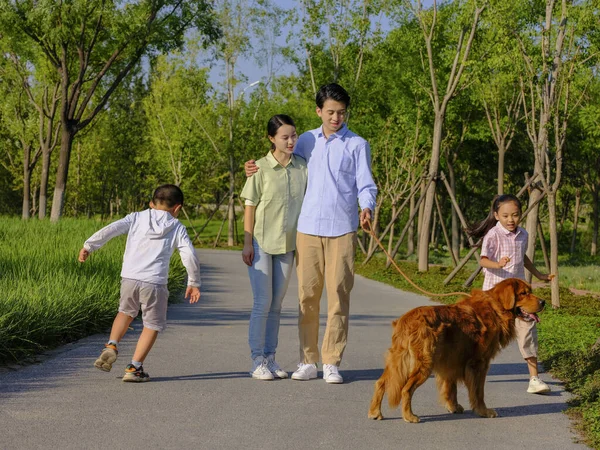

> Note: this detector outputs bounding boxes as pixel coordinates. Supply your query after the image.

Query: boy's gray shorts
[119,278,169,332]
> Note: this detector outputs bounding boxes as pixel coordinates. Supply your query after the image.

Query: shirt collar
[495,221,521,236]
[265,151,297,168]
[317,124,349,141]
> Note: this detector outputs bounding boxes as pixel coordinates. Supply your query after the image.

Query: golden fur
[367,278,545,423]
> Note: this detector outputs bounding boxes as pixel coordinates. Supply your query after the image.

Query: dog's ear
[497,279,519,311]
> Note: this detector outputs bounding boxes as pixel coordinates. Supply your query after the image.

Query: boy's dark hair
[152,184,184,208]
[466,194,522,244]
[316,83,350,109]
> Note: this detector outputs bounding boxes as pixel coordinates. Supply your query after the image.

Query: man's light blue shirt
[294,124,377,237]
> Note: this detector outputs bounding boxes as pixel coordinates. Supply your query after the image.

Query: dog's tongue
[524,312,540,323]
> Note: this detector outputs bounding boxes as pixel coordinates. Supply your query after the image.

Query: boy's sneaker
[250,357,274,380]
[527,376,550,394]
[323,364,343,384]
[291,363,318,381]
[122,364,150,382]
[265,355,288,379]
[94,343,118,372]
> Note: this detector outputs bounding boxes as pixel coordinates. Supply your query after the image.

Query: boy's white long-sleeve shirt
[83,209,201,287]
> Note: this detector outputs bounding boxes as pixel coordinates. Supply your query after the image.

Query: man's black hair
[316,83,350,109]
[152,184,184,208]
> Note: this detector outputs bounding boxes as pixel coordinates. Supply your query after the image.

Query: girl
[468,194,552,394]
[240,115,308,380]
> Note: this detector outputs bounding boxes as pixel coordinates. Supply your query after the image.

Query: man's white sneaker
[291,363,318,381]
[250,357,274,381]
[527,376,550,394]
[266,355,288,379]
[323,364,343,384]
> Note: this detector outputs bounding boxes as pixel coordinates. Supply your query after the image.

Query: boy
[246,84,377,383]
[78,184,201,382]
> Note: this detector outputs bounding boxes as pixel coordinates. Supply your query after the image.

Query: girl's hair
[466,194,522,243]
[267,114,295,149]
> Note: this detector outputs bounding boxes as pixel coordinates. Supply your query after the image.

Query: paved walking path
[0,249,587,449]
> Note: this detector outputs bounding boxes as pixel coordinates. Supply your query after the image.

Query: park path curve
[0,249,587,449]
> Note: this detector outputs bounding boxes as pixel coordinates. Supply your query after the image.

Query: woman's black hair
[466,194,522,243]
[315,83,350,109]
[267,114,295,149]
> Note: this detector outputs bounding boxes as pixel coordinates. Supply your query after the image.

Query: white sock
[131,360,142,369]
[108,340,118,346]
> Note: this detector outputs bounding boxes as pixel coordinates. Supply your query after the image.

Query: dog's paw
[402,414,420,423]
[475,408,498,418]
[447,404,464,414]
[368,411,384,420]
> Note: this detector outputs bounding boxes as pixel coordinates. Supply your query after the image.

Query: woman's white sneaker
[291,363,318,380]
[323,364,343,384]
[250,357,274,380]
[266,355,288,379]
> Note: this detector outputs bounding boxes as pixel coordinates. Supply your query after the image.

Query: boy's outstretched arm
[185,286,201,303]
[176,226,202,299]
[78,214,133,262]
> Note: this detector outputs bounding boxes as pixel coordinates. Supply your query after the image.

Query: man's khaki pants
[296,231,357,366]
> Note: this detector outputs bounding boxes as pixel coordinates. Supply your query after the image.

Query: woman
[240,114,307,380]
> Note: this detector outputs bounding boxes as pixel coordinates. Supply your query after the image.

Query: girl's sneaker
[94,343,118,372]
[527,376,550,394]
[266,355,288,379]
[250,357,274,380]
[122,364,150,382]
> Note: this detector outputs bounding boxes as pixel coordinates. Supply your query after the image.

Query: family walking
[78,83,551,396]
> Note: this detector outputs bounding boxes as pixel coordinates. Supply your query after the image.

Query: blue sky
[208,0,435,95]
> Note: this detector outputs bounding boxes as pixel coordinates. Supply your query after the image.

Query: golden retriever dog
[368,278,545,423]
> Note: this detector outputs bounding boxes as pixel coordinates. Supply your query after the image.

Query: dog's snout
[540,300,546,309]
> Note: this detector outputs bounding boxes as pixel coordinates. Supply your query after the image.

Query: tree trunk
[39,149,51,219]
[570,189,581,254]
[228,154,236,247]
[407,192,415,256]
[537,220,550,271]
[592,189,599,256]
[547,191,560,308]
[32,184,38,217]
[388,205,397,256]
[418,115,443,271]
[50,123,75,221]
[447,163,460,262]
[22,147,31,220]
[430,211,437,250]
[524,187,542,283]
[497,146,506,194]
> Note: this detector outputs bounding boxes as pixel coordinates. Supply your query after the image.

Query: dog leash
[363,219,470,298]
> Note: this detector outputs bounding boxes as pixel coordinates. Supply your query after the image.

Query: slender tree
[0,0,219,220]
[397,0,485,272]
[517,0,598,306]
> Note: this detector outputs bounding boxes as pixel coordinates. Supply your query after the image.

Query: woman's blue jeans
[248,239,295,360]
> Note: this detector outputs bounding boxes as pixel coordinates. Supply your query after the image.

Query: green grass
[185,214,244,249]
[0,217,187,364]
[356,251,600,448]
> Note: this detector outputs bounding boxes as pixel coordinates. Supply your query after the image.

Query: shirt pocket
[331,149,355,194]
[332,149,355,174]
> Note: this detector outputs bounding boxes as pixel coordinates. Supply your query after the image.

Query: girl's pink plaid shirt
[481,222,528,290]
